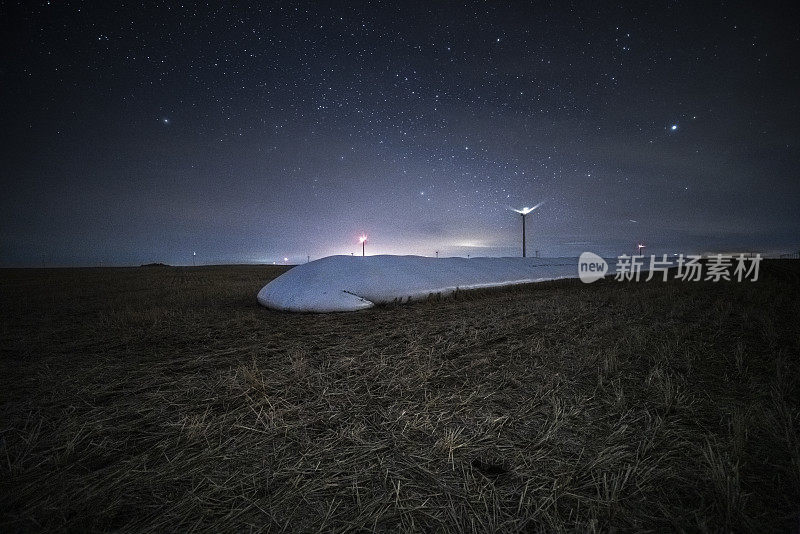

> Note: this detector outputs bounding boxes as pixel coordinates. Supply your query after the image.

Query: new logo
[578,252,608,283]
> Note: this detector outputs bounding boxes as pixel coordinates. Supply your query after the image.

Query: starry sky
[2,1,799,266]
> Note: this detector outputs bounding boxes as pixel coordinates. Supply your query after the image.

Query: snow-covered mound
[257,255,588,312]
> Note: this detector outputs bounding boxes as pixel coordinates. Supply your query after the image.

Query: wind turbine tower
[511,202,544,258]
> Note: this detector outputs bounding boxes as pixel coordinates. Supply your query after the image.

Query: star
[161,117,170,125]
[670,124,678,131]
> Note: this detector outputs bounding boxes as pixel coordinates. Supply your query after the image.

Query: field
[1,263,799,532]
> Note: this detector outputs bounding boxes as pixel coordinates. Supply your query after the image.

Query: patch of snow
[257,255,606,312]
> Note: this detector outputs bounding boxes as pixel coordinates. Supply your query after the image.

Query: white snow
[257,255,599,312]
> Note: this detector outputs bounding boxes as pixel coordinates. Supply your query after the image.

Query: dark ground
[1,262,799,532]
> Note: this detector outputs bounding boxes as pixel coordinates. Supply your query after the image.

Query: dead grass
[1,262,799,532]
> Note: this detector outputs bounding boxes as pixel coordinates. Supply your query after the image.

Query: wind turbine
[511,202,544,258]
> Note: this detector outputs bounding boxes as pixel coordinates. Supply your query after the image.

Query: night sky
[3,1,799,266]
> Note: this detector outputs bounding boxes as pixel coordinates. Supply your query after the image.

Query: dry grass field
[1,263,799,532]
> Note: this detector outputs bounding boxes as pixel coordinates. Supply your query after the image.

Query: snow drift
[257,255,593,312]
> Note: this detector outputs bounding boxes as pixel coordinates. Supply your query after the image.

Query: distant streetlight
[511,202,544,258]
[635,243,646,256]
[192,251,196,266]
[359,234,367,256]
